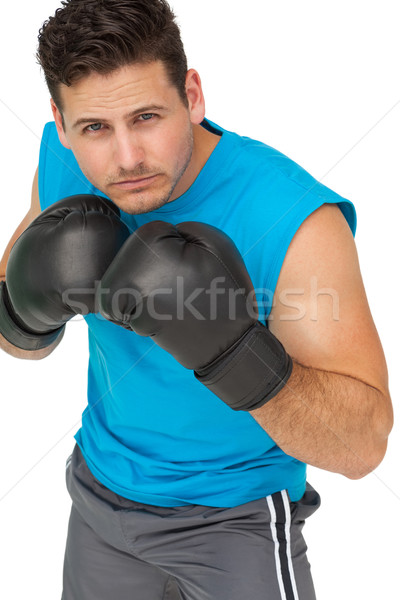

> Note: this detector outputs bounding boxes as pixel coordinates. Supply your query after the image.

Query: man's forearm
[250,361,393,479]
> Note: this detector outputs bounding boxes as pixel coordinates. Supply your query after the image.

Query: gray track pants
[62,445,320,600]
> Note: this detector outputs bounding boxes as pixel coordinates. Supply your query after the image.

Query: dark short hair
[37,0,188,113]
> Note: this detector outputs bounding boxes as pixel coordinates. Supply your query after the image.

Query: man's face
[52,61,203,214]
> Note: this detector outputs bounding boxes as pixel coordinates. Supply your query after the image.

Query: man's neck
[171,122,221,201]
[194,121,221,170]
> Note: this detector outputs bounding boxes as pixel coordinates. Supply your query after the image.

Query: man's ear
[50,98,71,149]
[185,69,206,125]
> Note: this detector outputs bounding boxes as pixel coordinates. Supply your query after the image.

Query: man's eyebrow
[72,105,167,129]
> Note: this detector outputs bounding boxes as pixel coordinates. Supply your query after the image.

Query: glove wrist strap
[195,321,293,411]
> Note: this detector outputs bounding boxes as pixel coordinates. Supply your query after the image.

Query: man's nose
[113,130,145,171]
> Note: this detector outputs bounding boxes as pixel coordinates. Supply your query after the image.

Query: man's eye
[139,113,155,121]
[86,123,103,132]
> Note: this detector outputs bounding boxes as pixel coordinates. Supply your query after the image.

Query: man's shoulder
[39,121,94,212]
[41,120,58,146]
[210,119,329,196]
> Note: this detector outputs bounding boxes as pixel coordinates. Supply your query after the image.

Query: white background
[0,1,399,598]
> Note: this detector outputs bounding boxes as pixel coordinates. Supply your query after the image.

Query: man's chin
[108,190,173,215]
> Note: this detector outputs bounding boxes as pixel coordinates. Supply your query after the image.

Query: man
[0,1,393,599]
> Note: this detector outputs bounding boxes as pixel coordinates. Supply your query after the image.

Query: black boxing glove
[0,195,130,352]
[98,221,292,411]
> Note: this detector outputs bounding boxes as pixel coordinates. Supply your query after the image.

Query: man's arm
[0,167,64,359]
[250,203,393,479]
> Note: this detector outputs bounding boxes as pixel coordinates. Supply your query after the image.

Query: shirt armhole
[263,198,356,320]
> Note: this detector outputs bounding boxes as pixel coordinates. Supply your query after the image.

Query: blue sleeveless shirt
[38,119,356,507]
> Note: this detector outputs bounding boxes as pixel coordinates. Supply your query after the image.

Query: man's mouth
[111,175,159,190]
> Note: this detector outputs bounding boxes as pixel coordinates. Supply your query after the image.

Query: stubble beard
[107,129,194,216]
